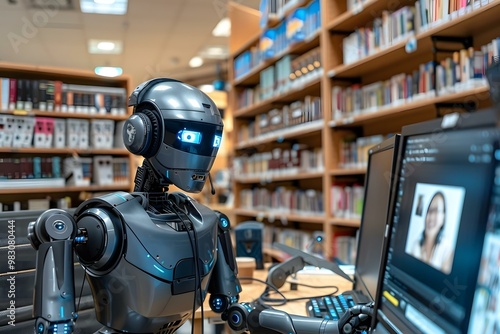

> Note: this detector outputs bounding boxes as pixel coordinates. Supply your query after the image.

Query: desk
[193,268,353,333]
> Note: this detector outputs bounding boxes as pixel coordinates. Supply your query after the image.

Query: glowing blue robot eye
[213,135,222,148]
[178,130,202,144]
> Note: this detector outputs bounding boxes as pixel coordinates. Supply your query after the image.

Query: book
[0,78,9,111]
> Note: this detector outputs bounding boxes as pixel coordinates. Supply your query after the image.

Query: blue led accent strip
[114,193,128,202]
[153,264,165,273]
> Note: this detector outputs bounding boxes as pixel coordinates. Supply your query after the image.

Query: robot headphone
[123,78,178,158]
[123,104,162,158]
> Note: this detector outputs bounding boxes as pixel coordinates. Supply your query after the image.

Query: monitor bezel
[353,134,400,300]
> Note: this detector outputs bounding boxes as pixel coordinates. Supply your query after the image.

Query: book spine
[0,78,9,111]
[9,78,17,111]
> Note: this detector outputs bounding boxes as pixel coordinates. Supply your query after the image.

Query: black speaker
[234,221,264,269]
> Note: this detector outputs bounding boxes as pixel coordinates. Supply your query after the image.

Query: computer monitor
[372,108,500,334]
[354,134,400,301]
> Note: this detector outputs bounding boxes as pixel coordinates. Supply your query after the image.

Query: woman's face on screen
[425,194,445,237]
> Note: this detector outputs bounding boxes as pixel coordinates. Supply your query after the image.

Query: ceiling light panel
[80,0,128,15]
[212,17,231,37]
[199,45,229,59]
[189,57,203,68]
[88,39,123,54]
[95,66,123,77]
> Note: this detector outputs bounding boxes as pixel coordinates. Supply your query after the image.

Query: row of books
[258,95,321,135]
[239,187,324,215]
[342,0,494,66]
[330,183,364,219]
[260,0,321,59]
[343,6,417,65]
[332,61,435,120]
[332,35,498,121]
[436,38,500,95]
[331,232,357,265]
[64,155,130,187]
[262,221,358,264]
[0,155,129,188]
[0,78,127,115]
[233,146,323,178]
[236,96,322,144]
[0,114,124,149]
[339,135,385,169]
[288,47,322,89]
[418,0,491,29]
[234,0,320,80]
[263,224,326,257]
[237,47,321,109]
[259,0,308,27]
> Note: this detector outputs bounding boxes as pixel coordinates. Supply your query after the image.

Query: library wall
[228,0,500,261]
[0,62,133,211]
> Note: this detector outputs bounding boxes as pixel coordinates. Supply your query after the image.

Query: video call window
[405,183,465,274]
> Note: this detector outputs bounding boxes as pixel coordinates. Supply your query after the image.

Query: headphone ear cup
[123,108,162,158]
[140,108,162,158]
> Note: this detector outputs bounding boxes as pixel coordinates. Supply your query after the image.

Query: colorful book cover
[260,28,276,60]
[286,7,306,44]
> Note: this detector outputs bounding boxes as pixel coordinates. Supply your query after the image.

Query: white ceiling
[0,0,260,87]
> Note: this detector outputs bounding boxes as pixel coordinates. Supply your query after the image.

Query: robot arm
[207,211,242,314]
[27,209,84,334]
[223,301,374,334]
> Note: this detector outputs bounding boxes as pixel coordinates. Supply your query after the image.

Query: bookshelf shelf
[328,35,419,79]
[0,184,131,195]
[0,62,134,211]
[329,85,490,128]
[263,247,290,262]
[330,217,361,227]
[228,0,498,260]
[236,119,323,149]
[234,170,324,184]
[325,0,396,32]
[330,168,366,176]
[235,77,322,117]
[0,147,130,155]
[0,109,129,121]
[233,208,326,224]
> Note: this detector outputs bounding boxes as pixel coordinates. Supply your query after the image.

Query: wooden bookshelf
[0,61,134,211]
[228,0,498,260]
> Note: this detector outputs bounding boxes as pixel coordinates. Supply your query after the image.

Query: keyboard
[306,294,356,320]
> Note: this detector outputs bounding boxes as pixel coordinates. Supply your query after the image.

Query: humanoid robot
[27,78,374,334]
[27,78,242,334]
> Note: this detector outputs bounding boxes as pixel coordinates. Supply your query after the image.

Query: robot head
[123,78,223,193]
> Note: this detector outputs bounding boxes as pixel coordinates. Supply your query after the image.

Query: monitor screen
[375,114,500,334]
[355,135,399,300]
